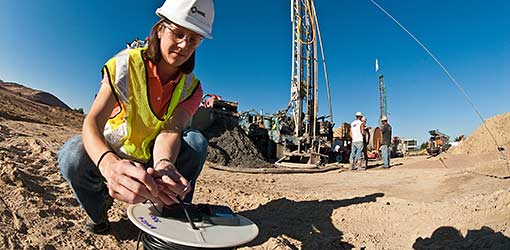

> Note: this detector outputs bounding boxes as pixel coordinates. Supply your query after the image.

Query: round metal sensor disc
[127,203,259,248]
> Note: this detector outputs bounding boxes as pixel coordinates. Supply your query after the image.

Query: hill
[0,82,82,128]
[0,81,72,110]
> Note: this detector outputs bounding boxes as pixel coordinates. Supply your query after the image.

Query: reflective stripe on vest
[101,47,199,162]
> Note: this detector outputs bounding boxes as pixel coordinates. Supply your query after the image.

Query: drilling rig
[273,0,334,168]
[191,0,337,170]
[378,74,388,125]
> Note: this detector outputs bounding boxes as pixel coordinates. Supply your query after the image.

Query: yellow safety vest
[101,48,199,162]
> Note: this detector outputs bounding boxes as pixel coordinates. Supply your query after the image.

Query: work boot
[86,218,110,234]
[350,158,358,170]
[86,195,113,234]
[358,161,366,171]
[350,163,357,171]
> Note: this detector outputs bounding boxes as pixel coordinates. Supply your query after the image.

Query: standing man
[349,112,365,170]
[361,116,370,169]
[380,116,392,168]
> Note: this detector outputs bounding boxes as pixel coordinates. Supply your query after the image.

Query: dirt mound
[450,112,510,154]
[0,81,72,110]
[202,114,274,169]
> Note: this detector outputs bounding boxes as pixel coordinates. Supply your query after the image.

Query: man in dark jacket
[361,116,370,169]
[380,116,392,168]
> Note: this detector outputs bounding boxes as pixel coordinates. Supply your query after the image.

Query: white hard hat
[355,112,363,116]
[156,0,215,39]
[381,115,388,121]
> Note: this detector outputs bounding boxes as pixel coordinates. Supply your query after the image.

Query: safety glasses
[162,22,203,48]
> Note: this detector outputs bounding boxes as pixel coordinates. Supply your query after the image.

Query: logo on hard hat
[190,6,206,17]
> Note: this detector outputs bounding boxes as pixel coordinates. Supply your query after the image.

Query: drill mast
[279,0,332,166]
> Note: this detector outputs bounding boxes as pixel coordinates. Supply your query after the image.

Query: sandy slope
[450,112,510,154]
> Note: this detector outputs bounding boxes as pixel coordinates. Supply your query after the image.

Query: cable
[147,199,162,214]
[140,232,233,250]
[296,0,316,45]
[136,230,142,250]
[368,0,509,172]
[176,196,198,230]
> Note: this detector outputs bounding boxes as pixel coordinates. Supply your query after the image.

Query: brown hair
[145,19,195,74]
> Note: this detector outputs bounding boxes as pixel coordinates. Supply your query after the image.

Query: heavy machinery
[427,129,451,156]
[391,136,405,158]
[236,0,335,168]
[189,94,239,135]
[192,0,337,169]
[270,0,334,168]
[331,123,352,163]
[238,110,277,160]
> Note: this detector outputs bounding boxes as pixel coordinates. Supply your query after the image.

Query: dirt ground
[1,84,509,249]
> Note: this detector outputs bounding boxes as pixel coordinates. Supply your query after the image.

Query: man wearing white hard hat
[349,112,366,170]
[59,0,215,234]
[380,116,392,168]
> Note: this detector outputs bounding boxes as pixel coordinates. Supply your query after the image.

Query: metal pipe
[311,0,333,124]
[312,2,318,141]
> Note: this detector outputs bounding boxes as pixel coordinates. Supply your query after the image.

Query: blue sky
[0,0,508,144]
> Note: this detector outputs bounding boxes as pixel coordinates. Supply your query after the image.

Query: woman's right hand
[99,157,160,204]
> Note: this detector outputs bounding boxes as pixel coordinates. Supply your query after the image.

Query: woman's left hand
[147,162,190,205]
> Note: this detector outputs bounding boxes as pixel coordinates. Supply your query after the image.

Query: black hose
[140,231,233,250]
[207,162,342,174]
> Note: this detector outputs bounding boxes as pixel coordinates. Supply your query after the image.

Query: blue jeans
[380,144,390,168]
[58,130,208,224]
[349,141,364,166]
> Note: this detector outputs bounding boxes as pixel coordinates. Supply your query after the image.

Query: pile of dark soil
[202,114,274,169]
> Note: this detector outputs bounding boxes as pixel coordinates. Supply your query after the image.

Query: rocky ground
[0,83,509,249]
